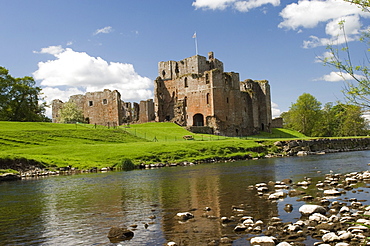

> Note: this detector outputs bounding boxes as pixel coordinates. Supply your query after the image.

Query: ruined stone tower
[154,52,272,136]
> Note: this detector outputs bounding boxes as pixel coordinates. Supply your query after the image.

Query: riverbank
[1,121,369,179]
[1,137,370,182]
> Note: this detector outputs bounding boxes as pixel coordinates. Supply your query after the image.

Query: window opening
[184,77,188,88]
[89,101,93,106]
[103,99,107,104]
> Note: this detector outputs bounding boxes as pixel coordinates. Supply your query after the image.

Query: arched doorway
[193,114,204,126]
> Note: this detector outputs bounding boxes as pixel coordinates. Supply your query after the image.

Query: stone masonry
[52,89,154,126]
[154,52,272,136]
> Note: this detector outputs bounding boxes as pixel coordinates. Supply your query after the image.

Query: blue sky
[1,0,370,118]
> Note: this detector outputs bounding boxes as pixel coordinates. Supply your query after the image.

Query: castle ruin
[52,52,273,136]
[154,52,272,136]
[52,89,154,126]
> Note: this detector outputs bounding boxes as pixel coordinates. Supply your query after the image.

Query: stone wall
[52,89,155,126]
[274,138,370,156]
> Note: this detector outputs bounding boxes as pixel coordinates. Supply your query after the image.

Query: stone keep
[154,52,272,136]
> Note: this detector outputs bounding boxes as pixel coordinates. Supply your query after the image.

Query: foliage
[282,93,368,137]
[0,67,49,122]
[282,93,322,136]
[58,101,85,123]
[0,169,19,174]
[344,0,370,11]
[117,158,135,171]
[322,1,370,109]
[321,102,368,136]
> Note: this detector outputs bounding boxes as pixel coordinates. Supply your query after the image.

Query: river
[0,151,369,246]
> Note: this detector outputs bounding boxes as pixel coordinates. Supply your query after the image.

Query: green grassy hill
[0,121,307,170]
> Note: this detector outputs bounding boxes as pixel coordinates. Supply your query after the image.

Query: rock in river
[107,227,134,242]
[299,204,326,216]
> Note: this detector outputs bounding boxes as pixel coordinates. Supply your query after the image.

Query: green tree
[322,1,370,109]
[334,103,368,136]
[58,101,84,123]
[282,93,322,136]
[0,67,48,122]
[321,102,368,136]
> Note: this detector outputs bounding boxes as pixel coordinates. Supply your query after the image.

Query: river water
[0,151,369,246]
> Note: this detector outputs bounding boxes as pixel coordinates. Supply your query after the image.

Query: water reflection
[0,151,369,245]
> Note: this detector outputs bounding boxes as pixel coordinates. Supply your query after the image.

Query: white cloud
[94,26,113,35]
[34,46,153,116]
[314,51,333,63]
[271,101,281,118]
[315,71,356,82]
[303,15,361,48]
[33,45,65,55]
[278,0,366,30]
[192,0,236,10]
[234,0,280,12]
[192,0,280,12]
[279,0,370,48]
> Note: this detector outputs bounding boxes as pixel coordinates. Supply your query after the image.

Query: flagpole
[193,32,198,55]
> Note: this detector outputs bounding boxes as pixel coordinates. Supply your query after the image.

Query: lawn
[0,121,306,170]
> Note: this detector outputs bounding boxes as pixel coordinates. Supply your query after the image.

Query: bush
[118,158,135,171]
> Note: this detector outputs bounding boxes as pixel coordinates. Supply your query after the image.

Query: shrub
[118,158,135,171]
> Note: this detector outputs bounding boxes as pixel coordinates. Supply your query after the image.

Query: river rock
[299,204,326,216]
[107,227,134,242]
[323,189,341,197]
[0,173,21,181]
[250,236,276,246]
[322,232,340,242]
[268,191,285,200]
[309,213,328,222]
[176,212,194,220]
[276,242,291,246]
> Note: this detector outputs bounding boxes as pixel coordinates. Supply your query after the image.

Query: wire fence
[72,123,301,141]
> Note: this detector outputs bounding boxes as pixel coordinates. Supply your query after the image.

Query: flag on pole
[193,32,198,55]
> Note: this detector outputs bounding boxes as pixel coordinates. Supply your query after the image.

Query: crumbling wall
[138,99,155,123]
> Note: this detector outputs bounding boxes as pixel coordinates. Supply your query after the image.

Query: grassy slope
[0,121,306,170]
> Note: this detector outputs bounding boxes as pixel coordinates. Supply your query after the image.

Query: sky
[1,0,370,118]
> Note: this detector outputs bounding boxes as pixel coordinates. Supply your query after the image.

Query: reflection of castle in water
[155,162,278,244]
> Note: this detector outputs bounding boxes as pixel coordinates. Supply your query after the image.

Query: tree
[322,1,370,109]
[58,101,84,123]
[0,67,49,122]
[282,93,322,136]
[282,94,368,137]
[321,102,368,136]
